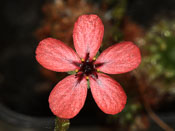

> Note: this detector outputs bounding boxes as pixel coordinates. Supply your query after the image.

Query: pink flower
[35,14,141,119]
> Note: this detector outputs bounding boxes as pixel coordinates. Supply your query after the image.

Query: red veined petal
[73,14,104,60]
[95,41,141,74]
[90,73,127,114]
[49,75,87,119]
[36,38,81,72]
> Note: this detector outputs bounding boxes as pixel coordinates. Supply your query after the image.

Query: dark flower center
[79,53,97,79]
[73,53,103,82]
[80,61,95,76]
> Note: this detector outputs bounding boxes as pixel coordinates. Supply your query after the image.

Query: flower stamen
[93,57,96,61]
[86,76,89,80]
[81,58,85,62]
[96,69,100,72]
[75,69,79,73]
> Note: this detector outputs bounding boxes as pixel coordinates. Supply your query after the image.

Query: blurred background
[0,0,175,130]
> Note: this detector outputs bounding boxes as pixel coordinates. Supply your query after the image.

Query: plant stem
[54,117,70,131]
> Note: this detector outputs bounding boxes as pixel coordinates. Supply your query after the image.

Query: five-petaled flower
[35,14,141,119]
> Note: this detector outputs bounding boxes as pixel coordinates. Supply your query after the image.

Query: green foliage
[137,19,175,94]
[139,20,175,80]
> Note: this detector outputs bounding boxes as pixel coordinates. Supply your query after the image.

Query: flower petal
[36,38,81,72]
[49,75,87,119]
[73,14,104,60]
[95,41,141,74]
[90,73,127,114]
